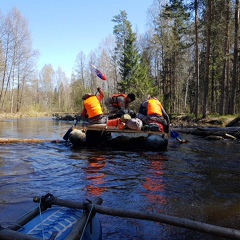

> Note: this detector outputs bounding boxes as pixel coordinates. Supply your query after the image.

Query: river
[0,117,239,240]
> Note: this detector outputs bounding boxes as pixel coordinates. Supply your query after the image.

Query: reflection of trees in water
[85,156,107,196]
[142,158,167,206]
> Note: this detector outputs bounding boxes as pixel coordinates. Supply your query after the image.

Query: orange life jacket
[111,94,129,108]
[84,96,103,118]
[147,99,163,116]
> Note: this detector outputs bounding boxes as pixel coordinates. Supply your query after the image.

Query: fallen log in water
[173,127,240,140]
[0,138,65,144]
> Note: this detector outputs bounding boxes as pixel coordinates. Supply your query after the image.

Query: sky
[1,0,153,78]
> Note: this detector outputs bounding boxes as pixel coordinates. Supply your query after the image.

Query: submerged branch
[0,138,65,144]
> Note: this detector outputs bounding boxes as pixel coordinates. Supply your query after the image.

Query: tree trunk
[229,0,239,114]
[202,0,212,118]
[219,0,230,115]
[194,0,200,118]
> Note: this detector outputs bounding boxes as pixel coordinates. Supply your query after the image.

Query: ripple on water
[0,121,240,239]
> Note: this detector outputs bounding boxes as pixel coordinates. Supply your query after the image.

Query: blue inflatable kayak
[18,206,101,240]
[0,193,102,240]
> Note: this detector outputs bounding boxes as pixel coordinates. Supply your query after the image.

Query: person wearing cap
[81,87,108,124]
[104,93,136,116]
[137,96,170,133]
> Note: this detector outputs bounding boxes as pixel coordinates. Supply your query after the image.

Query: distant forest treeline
[0,0,240,118]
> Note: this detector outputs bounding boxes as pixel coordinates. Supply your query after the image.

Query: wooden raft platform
[80,123,165,135]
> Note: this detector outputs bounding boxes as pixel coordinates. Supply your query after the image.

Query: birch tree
[0,8,37,112]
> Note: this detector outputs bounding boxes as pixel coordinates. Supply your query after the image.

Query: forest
[0,0,240,119]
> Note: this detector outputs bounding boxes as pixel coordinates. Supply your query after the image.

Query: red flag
[91,64,107,80]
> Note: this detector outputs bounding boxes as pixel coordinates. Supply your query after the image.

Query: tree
[112,10,155,106]
[153,0,191,112]
[201,0,211,118]
[229,0,239,114]
[219,0,231,115]
[39,64,55,111]
[73,51,86,88]
[194,0,200,118]
[0,8,37,112]
[112,10,128,65]
[54,67,67,112]
[118,19,139,92]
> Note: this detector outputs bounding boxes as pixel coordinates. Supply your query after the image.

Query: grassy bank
[0,112,51,120]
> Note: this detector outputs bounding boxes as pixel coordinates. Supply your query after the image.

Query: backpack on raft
[143,122,164,132]
[125,118,143,131]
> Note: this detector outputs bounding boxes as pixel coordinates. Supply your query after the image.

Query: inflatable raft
[0,193,102,240]
[68,123,168,151]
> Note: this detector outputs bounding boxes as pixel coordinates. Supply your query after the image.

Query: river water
[0,117,239,240]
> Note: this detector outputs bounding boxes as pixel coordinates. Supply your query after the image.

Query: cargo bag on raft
[107,118,125,130]
[125,118,143,130]
[143,122,164,132]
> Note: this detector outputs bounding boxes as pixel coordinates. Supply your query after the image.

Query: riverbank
[170,114,240,128]
[0,112,51,120]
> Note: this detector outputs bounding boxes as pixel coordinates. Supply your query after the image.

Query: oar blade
[170,130,181,140]
[63,127,73,141]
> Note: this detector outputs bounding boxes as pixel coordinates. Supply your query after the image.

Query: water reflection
[142,159,167,205]
[85,155,107,196]
[0,117,66,140]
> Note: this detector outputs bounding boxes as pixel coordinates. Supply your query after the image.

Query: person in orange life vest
[81,87,108,124]
[104,93,135,115]
[137,97,170,133]
[138,94,151,116]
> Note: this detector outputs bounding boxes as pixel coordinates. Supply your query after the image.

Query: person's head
[127,93,135,102]
[82,93,92,100]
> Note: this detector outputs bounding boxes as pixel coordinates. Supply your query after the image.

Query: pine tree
[112,11,156,103]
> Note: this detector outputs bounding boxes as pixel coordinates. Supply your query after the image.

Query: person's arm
[81,108,87,118]
[117,96,126,110]
[97,87,104,101]
[142,100,148,109]
[162,106,170,125]
[139,100,148,115]
[162,107,170,133]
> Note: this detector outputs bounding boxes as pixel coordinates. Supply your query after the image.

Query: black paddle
[63,116,82,141]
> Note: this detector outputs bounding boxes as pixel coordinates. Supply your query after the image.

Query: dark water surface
[0,117,239,239]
